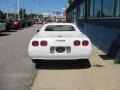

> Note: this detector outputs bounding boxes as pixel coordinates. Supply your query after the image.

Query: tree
[19,8,27,19]
[0,10,6,19]
[29,14,37,19]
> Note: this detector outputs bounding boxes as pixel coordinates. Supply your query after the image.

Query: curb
[24,64,38,90]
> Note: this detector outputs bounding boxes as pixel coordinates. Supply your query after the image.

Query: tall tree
[0,10,6,19]
[19,8,27,19]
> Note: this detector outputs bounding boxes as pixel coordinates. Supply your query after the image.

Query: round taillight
[74,40,80,46]
[40,41,47,46]
[32,41,39,47]
[82,40,89,46]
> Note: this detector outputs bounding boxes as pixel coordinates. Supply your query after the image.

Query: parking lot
[0,24,120,90]
[0,24,40,90]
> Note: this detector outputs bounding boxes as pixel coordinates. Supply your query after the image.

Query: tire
[32,59,37,63]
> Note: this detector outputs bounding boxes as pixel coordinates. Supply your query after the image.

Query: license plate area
[50,46,71,54]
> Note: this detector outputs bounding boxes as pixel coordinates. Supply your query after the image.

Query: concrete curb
[30,68,38,88]
[27,64,38,90]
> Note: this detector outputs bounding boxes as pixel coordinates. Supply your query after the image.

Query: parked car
[28,23,93,62]
[36,19,43,24]
[18,20,27,28]
[18,19,34,28]
[27,20,33,26]
[43,20,48,24]
[0,20,12,32]
[0,22,6,33]
[8,20,20,30]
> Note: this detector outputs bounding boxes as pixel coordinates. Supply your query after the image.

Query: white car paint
[28,23,92,60]
[0,22,6,32]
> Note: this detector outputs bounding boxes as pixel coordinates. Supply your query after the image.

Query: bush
[114,58,120,64]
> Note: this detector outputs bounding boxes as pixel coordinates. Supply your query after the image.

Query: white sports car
[28,23,92,62]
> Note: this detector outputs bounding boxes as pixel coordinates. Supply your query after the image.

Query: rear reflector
[40,41,47,46]
[82,40,89,46]
[74,40,80,46]
[32,41,39,47]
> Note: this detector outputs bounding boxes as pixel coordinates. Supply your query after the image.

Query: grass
[114,58,120,64]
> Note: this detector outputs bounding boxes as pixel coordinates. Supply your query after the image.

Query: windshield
[45,25,75,31]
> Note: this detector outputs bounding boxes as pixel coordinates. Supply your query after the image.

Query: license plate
[56,47,65,53]
[50,46,71,54]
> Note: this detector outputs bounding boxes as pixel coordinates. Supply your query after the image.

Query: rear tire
[32,59,37,63]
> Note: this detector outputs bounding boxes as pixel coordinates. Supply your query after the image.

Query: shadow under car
[34,59,91,70]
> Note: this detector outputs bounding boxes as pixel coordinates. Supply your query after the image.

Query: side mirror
[37,30,40,32]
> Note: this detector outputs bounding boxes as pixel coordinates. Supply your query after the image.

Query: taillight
[82,40,89,46]
[74,40,80,46]
[14,21,18,24]
[32,41,39,47]
[40,41,47,46]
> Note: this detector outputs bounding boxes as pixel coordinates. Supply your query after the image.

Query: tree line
[0,8,39,20]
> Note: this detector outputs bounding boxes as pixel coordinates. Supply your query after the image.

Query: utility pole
[30,10,33,20]
[38,1,41,19]
[14,4,17,20]
[22,0,24,19]
[41,1,44,22]
[38,0,44,21]
[18,0,20,20]
[6,0,9,19]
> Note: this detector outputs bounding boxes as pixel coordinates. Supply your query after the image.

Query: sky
[0,0,67,14]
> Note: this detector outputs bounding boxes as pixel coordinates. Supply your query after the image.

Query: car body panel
[28,23,93,60]
[0,20,13,31]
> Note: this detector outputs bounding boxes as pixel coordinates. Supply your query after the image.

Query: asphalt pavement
[0,25,41,90]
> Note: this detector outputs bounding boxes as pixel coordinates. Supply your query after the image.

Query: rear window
[45,25,75,31]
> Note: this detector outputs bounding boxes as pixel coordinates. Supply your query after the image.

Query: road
[0,25,41,90]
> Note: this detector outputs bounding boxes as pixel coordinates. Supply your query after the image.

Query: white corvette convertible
[28,23,92,61]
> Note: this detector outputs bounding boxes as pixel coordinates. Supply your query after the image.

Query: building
[43,13,50,21]
[51,10,66,22]
[66,0,120,60]
[43,13,50,18]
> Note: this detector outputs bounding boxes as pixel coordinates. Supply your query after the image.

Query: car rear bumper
[28,49,92,60]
